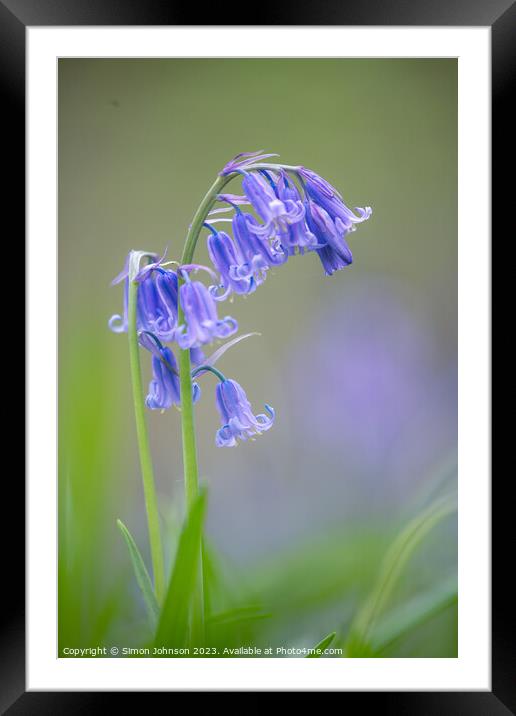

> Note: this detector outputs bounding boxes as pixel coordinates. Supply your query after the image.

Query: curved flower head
[299,166,372,229]
[139,332,200,410]
[242,172,305,240]
[176,277,238,349]
[215,378,274,447]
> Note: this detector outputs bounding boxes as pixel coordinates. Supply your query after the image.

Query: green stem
[176,172,234,645]
[177,345,199,513]
[246,162,301,174]
[128,278,165,604]
[178,174,231,508]
[181,173,233,265]
[177,342,205,645]
[191,364,227,382]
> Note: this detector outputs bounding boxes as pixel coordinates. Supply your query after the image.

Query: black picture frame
[6,0,506,709]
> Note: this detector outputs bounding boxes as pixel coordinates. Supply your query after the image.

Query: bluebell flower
[207,213,290,299]
[139,332,201,410]
[242,172,305,240]
[109,255,179,341]
[207,229,255,299]
[176,277,238,349]
[275,172,317,255]
[306,202,354,276]
[214,379,275,447]
[299,166,372,230]
[231,212,287,279]
[146,345,182,410]
[314,244,353,276]
[138,269,179,341]
[232,212,287,268]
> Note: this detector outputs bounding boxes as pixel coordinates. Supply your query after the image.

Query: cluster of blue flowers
[109,152,371,447]
[211,151,371,290]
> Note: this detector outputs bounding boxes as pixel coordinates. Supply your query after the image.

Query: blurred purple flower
[288,283,457,481]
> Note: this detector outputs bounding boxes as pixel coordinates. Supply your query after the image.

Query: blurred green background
[58,59,457,656]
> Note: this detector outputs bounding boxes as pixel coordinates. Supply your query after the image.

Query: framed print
[4,0,508,708]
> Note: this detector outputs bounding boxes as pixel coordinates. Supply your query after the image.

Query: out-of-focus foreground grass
[58,324,457,656]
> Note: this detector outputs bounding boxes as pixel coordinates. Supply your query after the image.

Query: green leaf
[346,492,457,655]
[201,539,223,619]
[117,519,159,630]
[207,605,272,626]
[372,575,457,653]
[306,631,337,658]
[154,490,207,648]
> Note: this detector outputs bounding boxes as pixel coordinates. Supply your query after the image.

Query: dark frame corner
[7,0,508,710]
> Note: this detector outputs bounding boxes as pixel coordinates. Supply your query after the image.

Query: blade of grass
[372,575,457,654]
[154,490,207,649]
[249,528,383,617]
[117,519,159,630]
[207,605,272,627]
[306,631,337,658]
[346,492,457,655]
[201,539,220,619]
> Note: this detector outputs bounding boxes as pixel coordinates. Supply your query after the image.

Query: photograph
[57,57,459,660]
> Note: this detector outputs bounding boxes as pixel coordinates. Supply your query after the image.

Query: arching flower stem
[245,162,301,174]
[177,172,235,509]
[191,364,227,382]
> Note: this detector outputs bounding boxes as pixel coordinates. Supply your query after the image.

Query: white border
[27,27,490,691]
